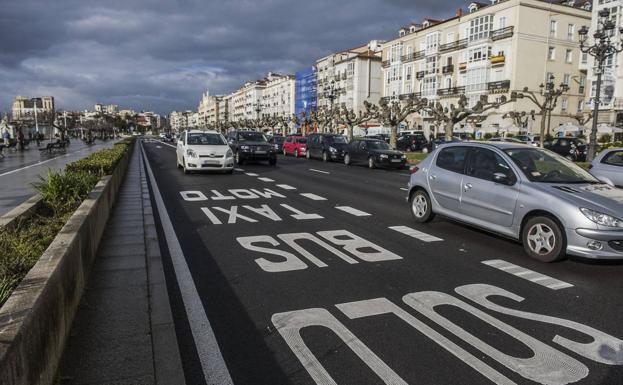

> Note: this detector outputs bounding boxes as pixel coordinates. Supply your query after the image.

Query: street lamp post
[578,8,623,161]
[323,80,337,133]
[31,98,40,135]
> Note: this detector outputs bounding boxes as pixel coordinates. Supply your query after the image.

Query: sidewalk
[57,144,185,385]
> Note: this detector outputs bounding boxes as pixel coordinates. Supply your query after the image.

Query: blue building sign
[295,66,317,120]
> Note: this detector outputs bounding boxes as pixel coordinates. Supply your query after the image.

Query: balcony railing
[382,60,390,68]
[491,26,515,41]
[416,71,425,79]
[439,38,468,53]
[490,55,505,65]
[437,86,466,97]
[399,92,422,100]
[487,80,511,92]
[401,51,425,63]
[442,64,454,74]
[579,86,585,94]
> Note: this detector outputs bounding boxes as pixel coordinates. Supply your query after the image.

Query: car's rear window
[297,138,307,143]
[436,147,468,174]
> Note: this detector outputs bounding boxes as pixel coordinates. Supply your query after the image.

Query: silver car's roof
[441,141,536,150]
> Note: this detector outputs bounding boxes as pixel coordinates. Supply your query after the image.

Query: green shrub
[483,133,493,140]
[599,133,612,143]
[66,142,129,176]
[33,171,99,214]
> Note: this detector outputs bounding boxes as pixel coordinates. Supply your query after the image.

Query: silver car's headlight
[580,208,623,228]
[226,149,233,158]
[186,149,197,158]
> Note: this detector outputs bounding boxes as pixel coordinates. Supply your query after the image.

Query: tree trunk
[539,110,546,148]
[390,124,398,149]
[347,125,354,141]
[445,120,454,140]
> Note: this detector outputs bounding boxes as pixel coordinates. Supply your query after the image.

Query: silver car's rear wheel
[410,190,434,223]
[522,216,565,262]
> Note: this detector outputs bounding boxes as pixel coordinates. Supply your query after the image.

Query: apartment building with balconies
[316,40,384,114]
[198,91,223,127]
[381,0,591,136]
[261,73,295,119]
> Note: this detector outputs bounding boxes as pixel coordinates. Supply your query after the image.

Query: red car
[283,136,307,157]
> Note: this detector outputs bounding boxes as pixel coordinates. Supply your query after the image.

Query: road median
[0,138,135,385]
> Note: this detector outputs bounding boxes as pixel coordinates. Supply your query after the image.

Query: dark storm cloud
[0,0,465,113]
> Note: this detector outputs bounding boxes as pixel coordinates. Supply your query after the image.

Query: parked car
[428,136,463,151]
[545,137,587,162]
[345,139,406,169]
[407,142,623,262]
[176,130,234,174]
[515,134,540,146]
[590,148,623,187]
[487,137,525,144]
[270,135,285,153]
[397,133,429,152]
[306,133,348,162]
[226,130,277,165]
[283,136,307,157]
[365,134,390,143]
[162,133,174,143]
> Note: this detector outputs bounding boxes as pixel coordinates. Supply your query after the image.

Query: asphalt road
[141,139,623,385]
[0,139,121,216]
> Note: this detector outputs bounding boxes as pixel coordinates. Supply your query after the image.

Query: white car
[590,147,623,187]
[176,130,234,174]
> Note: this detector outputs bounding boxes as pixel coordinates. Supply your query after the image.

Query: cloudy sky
[1,0,465,114]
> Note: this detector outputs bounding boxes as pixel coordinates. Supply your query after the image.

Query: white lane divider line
[140,143,234,384]
[245,173,259,177]
[400,188,408,191]
[335,206,371,217]
[300,193,327,201]
[481,259,574,290]
[234,168,245,172]
[159,141,177,149]
[389,226,443,242]
[309,169,330,175]
[276,184,297,190]
[258,177,275,182]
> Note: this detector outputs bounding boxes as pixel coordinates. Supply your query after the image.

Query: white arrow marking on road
[335,206,371,217]
[300,193,327,201]
[140,143,234,385]
[481,259,574,290]
[309,168,330,174]
[258,177,275,182]
[389,226,443,242]
[276,184,297,190]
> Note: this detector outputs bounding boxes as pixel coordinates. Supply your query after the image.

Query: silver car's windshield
[187,133,226,145]
[504,148,600,184]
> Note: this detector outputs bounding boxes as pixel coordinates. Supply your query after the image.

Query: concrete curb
[0,141,134,385]
[0,195,43,230]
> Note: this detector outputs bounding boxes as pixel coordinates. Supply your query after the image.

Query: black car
[269,135,285,153]
[397,133,428,152]
[365,134,390,143]
[306,133,348,162]
[428,136,463,151]
[545,137,587,161]
[226,130,277,165]
[344,139,406,169]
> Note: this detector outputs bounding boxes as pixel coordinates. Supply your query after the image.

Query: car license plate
[391,159,402,162]
[255,151,267,154]
[204,160,219,165]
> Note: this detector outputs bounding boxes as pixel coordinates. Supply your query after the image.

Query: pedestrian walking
[17,129,25,151]
[2,129,10,143]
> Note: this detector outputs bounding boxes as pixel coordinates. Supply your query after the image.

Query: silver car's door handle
[430,175,437,180]
[464,183,473,190]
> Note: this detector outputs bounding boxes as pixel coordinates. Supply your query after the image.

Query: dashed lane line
[276,184,297,190]
[258,177,275,182]
[335,206,371,217]
[245,173,259,177]
[140,143,234,384]
[481,259,574,290]
[300,193,327,201]
[309,168,330,175]
[389,225,443,242]
[234,168,245,172]
[400,188,408,191]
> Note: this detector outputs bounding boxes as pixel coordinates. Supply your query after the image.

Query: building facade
[198,91,223,128]
[295,66,318,118]
[317,40,384,113]
[381,0,592,136]
[11,96,55,120]
[261,73,295,119]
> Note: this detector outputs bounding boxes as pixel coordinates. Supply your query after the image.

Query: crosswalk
[481,259,574,290]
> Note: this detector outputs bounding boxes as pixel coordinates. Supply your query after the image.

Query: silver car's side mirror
[493,172,514,185]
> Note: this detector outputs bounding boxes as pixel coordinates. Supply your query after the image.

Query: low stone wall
[0,142,135,385]
[0,195,43,230]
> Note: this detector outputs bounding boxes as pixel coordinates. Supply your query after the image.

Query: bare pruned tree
[503,110,535,131]
[335,102,379,141]
[378,96,429,148]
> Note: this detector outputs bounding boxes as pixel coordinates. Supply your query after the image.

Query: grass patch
[406,152,429,164]
[0,137,134,306]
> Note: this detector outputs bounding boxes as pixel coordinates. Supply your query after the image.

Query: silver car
[407,142,623,262]
[590,148,623,187]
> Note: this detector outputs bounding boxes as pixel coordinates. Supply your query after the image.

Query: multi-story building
[198,91,224,128]
[316,40,384,113]
[295,66,318,118]
[230,80,264,122]
[94,104,119,114]
[261,73,295,120]
[11,96,55,121]
[169,110,193,132]
[381,0,592,136]
[218,96,230,125]
[585,0,623,131]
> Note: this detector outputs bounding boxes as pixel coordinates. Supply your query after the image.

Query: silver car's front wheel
[522,216,565,262]
[410,190,434,223]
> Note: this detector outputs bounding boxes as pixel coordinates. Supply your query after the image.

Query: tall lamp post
[323,80,337,132]
[579,8,623,161]
[31,98,41,136]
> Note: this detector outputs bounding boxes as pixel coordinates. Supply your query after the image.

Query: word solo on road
[179,186,623,385]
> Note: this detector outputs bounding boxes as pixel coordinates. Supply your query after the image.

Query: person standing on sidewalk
[17,129,25,151]
[2,129,9,144]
